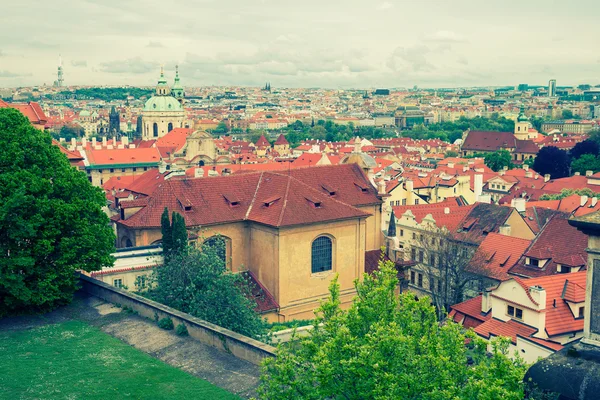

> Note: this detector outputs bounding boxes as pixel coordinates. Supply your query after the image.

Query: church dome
[143,95,184,112]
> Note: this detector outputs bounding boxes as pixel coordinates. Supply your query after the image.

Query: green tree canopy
[571,154,600,176]
[170,212,188,256]
[52,124,85,141]
[539,187,599,201]
[147,245,266,339]
[160,207,173,261]
[570,139,600,160]
[258,257,528,399]
[532,146,571,179]
[0,108,115,315]
[484,150,513,172]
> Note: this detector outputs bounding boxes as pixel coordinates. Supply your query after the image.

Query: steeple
[172,65,184,103]
[155,66,170,96]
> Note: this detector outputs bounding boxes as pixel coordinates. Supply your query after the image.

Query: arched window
[311,236,332,273]
[199,160,205,167]
[120,236,133,248]
[203,236,227,264]
[153,123,158,137]
[168,122,173,132]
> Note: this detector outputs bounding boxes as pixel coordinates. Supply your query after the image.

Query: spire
[387,211,396,237]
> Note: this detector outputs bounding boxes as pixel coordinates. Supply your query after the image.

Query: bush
[175,324,189,336]
[158,317,174,330]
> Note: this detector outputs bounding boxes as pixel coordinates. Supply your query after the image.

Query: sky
[1,0,599,89]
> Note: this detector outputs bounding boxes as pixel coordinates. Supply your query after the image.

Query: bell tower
[514,105,532,140]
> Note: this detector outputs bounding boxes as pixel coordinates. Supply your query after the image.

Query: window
[415,199,419,205]
[417,273,423,288]
[113,279,123,288]
[400,229,404,237]
[144,167,148,171]
[528,258,540,267]
[121,168,126,172]
[410,271,416,284]
[430,254,436,267]
[418,250,424,263]
[507,305,523,320]
[429,277,435,291]
[311,236,333,273]
[559,265,571,274]
[110,168,114,173]
[412,232,416,240]
[411,248,416,260]
[98,169,103,173]
[402,199,407,205]
[579,307,585,318]
[133,167,137,172]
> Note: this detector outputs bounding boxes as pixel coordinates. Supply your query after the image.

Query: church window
[153,123,158,137]
[311,236,333,273]
[168,122,173,132]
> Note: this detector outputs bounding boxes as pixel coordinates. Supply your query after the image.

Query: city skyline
[1,0,599,88]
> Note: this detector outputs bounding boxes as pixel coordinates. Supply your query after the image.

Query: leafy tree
[258,258,528,399]
[445,150,459,158]
[0,108,115,315]
[532,146,570,179]
[160,207,173,261]
[540,187,599,201]
[484,150,513,172]
[571,154,600,176]
[588,129,600,145]
[570,139,600,160]
[212,121,229,134]
[147,245,266,339]
[52,124,85,141]
[170,212,188,255]
[561,109,574,119]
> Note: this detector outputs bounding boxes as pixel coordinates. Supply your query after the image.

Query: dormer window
[223,193,240,207]
[526,257,540,267]
[558,265,572,274]
[354,182,369,193]
[579,306,585,318]
[305,196,322,208]
[321,184,336,196]
[507,305,523,320]
[263,196,281,208]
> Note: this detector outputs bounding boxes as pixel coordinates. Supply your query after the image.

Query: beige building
[113,164,385,321]
[141,68,186,140]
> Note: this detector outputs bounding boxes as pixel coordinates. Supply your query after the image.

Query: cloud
[377,2,393,10]
[146,41,164,48]
[0,70,31,78]
[388,45,434,72]
[425,30,466,43]
[99,57,159,74]
[0,50,4,57]
[457,56,469,65]
[71,60,87,67]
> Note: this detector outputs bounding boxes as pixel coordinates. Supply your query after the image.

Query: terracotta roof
[474,318,537,344]
[393,197,472,231]
[117,166,375,230]
[2,101,48,125]
[562,279,586,304]
[52,139,84,161]
[255,134,270,147]
[455,203,516,244]
[274,134,289,145]
[450,296,491,324]
[469,233,532,281]
[241,270,279,313]
[509,215,588,278]
[155,128,192,157]
[517,335,564,352]
[462,131,517,152]
[87,147,162,166]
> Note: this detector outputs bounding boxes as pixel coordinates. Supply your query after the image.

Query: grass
[0,320,238,400]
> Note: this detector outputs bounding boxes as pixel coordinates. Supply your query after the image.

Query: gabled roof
[474,318,537,344]
[509,214,588,278]
[462,130,518,151]
[255,134,270,147]
[274,134,289,145]
[117,165,376,230]
[1,101,48,125]
[469,233,532,281]
[155,128,192,157]
[455,203,516,244]
[87,147,162,166]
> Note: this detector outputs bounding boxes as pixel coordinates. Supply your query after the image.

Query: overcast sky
[1,0,598,88]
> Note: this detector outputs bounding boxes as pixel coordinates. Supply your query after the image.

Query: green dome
[143,95,183,112]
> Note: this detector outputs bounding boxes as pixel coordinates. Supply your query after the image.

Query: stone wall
[78,273,276,366]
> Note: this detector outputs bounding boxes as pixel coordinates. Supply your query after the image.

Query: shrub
[175,324,189,336]
[158,317,174,330]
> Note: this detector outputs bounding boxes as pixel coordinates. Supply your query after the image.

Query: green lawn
[0,320,238,400]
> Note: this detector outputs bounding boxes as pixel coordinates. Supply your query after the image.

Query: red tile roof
[255,134,270,147]
[450,295,491,324]
[393,197,472,231]
[469,233,532,281]
[117,165,376,230]
[474,318,537,344]
[87,147,162,166]
[509,215,588,278]
[274,134,289,145]
[1,101,48,125]
[155,128,192,157]
[241,270,279,313]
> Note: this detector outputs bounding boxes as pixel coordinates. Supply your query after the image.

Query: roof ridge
[276,174,293,227]
[245,171,264,221]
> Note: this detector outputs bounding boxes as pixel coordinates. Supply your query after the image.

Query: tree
[570,139,600,160]
[258,258,528,399]
[160,207,173,260]
[484,150,513,172]
[562,109,574,119]
[571,154,600,176]
[212,121,229,134]
[52,124,84,141]
[0,108,115,315]
[540,187,599,201]
[445,150,459,158]
[147,245,266,339]
[170,212,188,255]
[532,146,570,179]
[409,228,489,319]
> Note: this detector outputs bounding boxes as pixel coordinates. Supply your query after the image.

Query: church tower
[141,67,185,140]
[172,65,184,105]
[109,106,120,134]
[514,105,535,140]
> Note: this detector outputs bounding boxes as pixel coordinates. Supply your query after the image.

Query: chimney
[463,166,468,172]
[474,174,483,201]
[544,174,551,182]
[575,171,581,176]
[405,179,414,193]
[499,223,511,236]
[113,136,117,147]
[448,162,454,168]
[122,136,129,147]
[587,170,594,177]
[529,285,546,311]
[194,167,205,178]
[81,137,87,148]
[102,137,107,147]
[377,179,386,195]
[70,138,76,150]
[444,207,450,214]
[581,195,589,207]
[92,137,97,147]
[525,171,532,178]
[513,197,526,213]
[524,164,529,172]
[593,197,599,207]
[481,289,492,313]
[503,166,509,171]
[158,163,166,173]
[534,173,539,180]
[354,136,362,153]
